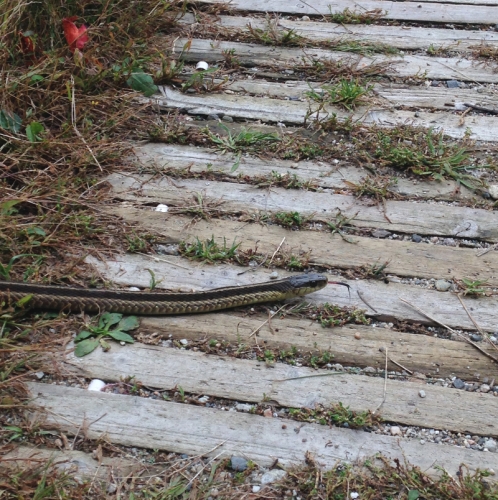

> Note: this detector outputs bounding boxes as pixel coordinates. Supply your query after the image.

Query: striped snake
[0,274,329,315]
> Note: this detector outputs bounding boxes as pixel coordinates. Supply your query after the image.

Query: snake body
[0,274,328,315]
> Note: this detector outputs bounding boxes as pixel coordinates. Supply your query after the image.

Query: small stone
[231,456,249,471]
[261,469,287,485]
[198,395,209,403]
[442,238,456,247]
[420,439,426,445]
[390,426,402,436]
[411,234,422,243]
[484,439,497,452]
[162,339,173,348]
[252,486,261,493]
[488,185,498,200]
[107,484,117,494]
[372,229,391,238]
[128,286,140,291]
[35,371,45,379]
[447,80,460,88]
[350,493,359,500]
[480,384,491,393]
[354,332,361,340]
[88,379,106,392]
[470,334,482,342]
[419,390,426,398]
[269,271,279,279]
[222,115,233,122]
[435,280,451,292]
[364,367,376,374]
[301,15,310,21]
[235,403,253,412]
[156,244,180,255]
[207,114,220,121]
[180,339,189,346]
[431,80,440,87]
[453,378,465,389]
[263,408,273,418]
[331,363,344,371]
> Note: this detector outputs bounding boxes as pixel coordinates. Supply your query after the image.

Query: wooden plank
[220,79,498,113]
[26,382,498,478]
[85,253,498,332]
[154,85,498,141]
[174,38,498,84]
[133,143,475,201]
[107,174,498,241]
[182,13,498,50]
[140,313,498,381]
[198,0,498,25]
[1,446,137,482]
[110,208,498,287]
[64,342,498,435]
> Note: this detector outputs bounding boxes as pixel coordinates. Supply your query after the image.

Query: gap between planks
[153,85,498,142]
[133,143,476,202]
[25,382,498,478]
[85,253,498,332]
[108,208,498,288]
[62,342,498,436]
[107,174,498,241]
[197,0,498,25]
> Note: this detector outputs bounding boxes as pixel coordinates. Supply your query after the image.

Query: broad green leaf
[0,200,21,216]
[27,226,46,237]
[26,121,44,142]
[16,294,33,307]
[117,315,140,331]
[126,72,158,97]
[107,330,134,343]
[99,312,122,330]
[74,338,100,357]
[30,75,44,84]
[74,330,95,342]
[408,491,419,500]
[0,110,22,133]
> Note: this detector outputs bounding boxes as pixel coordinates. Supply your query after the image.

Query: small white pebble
[155,204,169,212]
[128,286,140,291]
[180,339,189,346]
[269,271,279,279]
[252,486,261,493]
[88,379,106,391]
[350,493,359,499]
[419,390,426,398]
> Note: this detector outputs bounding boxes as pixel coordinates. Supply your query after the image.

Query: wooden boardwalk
[22,0,498,480]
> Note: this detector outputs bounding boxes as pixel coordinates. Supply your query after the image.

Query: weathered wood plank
[174,38,498,84]
[133,143,475,201]
[154,85,498,142]
[64,343,498,435]
[86,253,498,332]
[26,383,498,477]
[107,174,498,241]
[220,79,498,113]
[110,208,498,287]
[140,313,498,380]
[198,0,498,25]
[182,13,498,51]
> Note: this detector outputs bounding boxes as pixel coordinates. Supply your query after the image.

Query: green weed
[180,236,240,263]
[307,79,373,111]
[327,7,386,24]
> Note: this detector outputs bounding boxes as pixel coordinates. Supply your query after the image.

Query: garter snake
[0,273,328,315]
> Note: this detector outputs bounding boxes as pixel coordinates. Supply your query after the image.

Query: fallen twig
[373,346,388,415]
[268,237,286,266]
[400,297,498,364]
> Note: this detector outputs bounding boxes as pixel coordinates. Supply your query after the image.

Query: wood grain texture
[139,313,498,380]
[198,0,498,24]
[63,343,498,435]
[26,382,498,477]
[181,13,498,50]
[85,253,498,332]
[172,38,498,84]
[133,143,475,201]
[107,174,498,241]
[154,85,498,141]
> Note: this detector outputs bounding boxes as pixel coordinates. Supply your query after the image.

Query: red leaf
[62,16,89,53]
[19,32,35,54]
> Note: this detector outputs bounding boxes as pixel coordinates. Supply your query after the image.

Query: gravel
[230,456,249,471]
[453,378,465,389]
